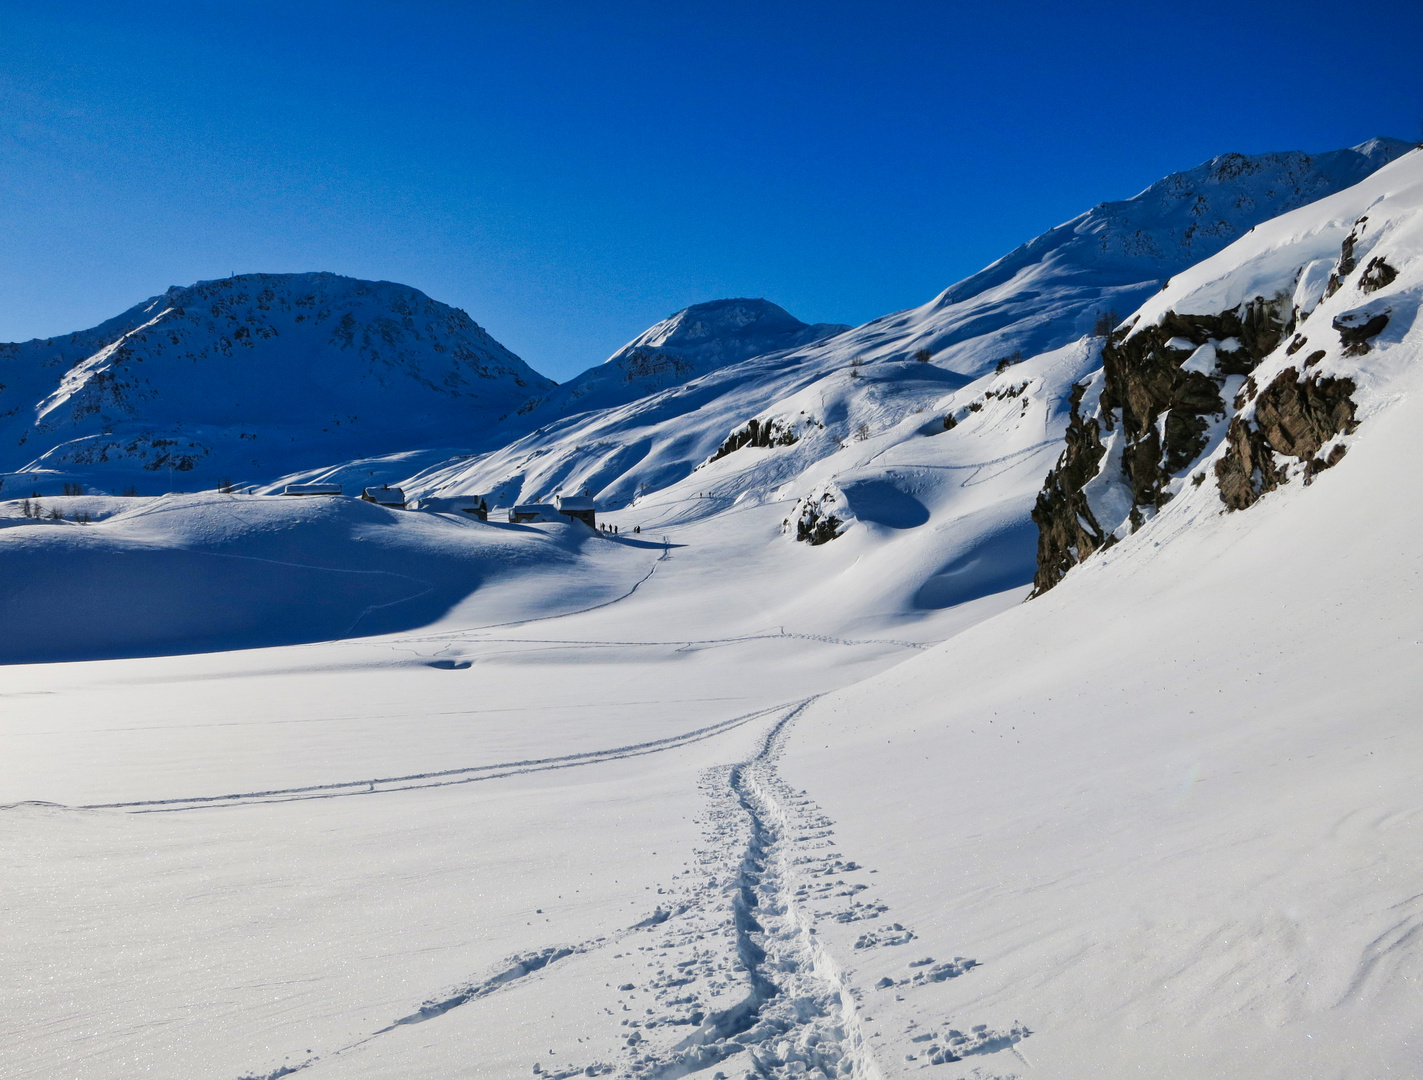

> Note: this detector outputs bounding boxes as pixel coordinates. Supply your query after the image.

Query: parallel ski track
[82,699,807,814]
[226,698,820,1080]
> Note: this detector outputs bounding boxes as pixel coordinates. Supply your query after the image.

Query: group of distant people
[598,523,640,535]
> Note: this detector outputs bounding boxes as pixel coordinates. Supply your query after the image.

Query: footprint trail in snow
[235,700,1030,1080]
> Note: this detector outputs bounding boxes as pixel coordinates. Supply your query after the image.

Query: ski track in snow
[79,701,800,813]
[232,700,1030,1080]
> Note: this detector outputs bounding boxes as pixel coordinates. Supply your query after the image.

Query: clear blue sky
[2,1,1419,381]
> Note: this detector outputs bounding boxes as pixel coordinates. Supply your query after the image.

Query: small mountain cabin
[554,494,597,528]
[418,495,488,521]
[508,502,560,523]
[362,485,407,508]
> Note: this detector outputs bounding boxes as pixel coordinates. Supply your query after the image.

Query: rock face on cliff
[0,273,553,494]
[1032,147,1422,594]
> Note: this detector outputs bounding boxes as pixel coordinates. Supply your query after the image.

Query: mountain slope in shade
[0,272,554,494]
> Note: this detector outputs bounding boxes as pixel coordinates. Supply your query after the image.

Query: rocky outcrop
[1333,307,1391,357]
[784,486,845,545]
[1100,296,1288,505]
[1031,296,1288,593]
[707,417,800,464]
[1030,381,1109,594]
[1214,368,1358,509]
[1359,256,1398,295]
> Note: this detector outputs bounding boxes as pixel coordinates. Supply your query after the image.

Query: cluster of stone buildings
[278,484,597,527]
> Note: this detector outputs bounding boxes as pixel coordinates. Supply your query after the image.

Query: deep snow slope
[3,252,1418,1078]
[393,139,1410,519]
[772,239,1423,1076]
[1034,145,1423,591]
[3,147,1423,1080]
[0,272,553,495]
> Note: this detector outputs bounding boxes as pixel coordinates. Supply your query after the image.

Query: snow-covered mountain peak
[503,298,850,426]
[935,136,1414,314]
[0,272,553,492]
[617,297,832,353]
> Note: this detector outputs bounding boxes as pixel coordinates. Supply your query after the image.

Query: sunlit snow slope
[395,139,1410,516]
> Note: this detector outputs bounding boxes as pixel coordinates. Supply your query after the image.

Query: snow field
[4,142,1423,1080]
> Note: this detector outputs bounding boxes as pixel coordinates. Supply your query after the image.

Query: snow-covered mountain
[5,143,1423,1080]
[385,140,1411,589]
[0,272,554,495]
[510,298,849,424]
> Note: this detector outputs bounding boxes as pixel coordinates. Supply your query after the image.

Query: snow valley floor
[2,432,1421,1080]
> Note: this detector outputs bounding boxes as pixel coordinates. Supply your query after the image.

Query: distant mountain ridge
[509,298,849,425]
[0,272,553,492]
[2,139,1410,502]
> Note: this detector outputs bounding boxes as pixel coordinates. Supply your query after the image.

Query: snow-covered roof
[363,486,406,504]
[417,496,484,513]
[554,495,596,512]
[281,483,342,495]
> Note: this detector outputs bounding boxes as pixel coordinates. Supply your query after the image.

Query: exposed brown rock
[1030,381,1108,595]
[1359,256,1397,295]
[1033,295,1289,593]
[1333,310,1390,357]
[1323,216,1367,299]
[1213,367,1358,509]
[1096,295,1286,508]
[708,416,798,463]
[786,490,844,545]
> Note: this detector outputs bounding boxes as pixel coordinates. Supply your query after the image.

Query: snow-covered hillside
[0,272,553,496]
[391,139,1410,519]
[3,142,1423,1080]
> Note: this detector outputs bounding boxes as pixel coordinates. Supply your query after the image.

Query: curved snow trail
[451,630,929,652]
[615,698,885,1080]
[412,553,665,638]
[225,697,891,1080]
[714,698,885,1080]
[80,700,805,813]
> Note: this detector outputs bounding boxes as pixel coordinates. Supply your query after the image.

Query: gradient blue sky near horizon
[2,1,1419,382]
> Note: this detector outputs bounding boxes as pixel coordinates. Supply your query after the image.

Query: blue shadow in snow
[841,480,930,529]
[913,518,1038,610]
